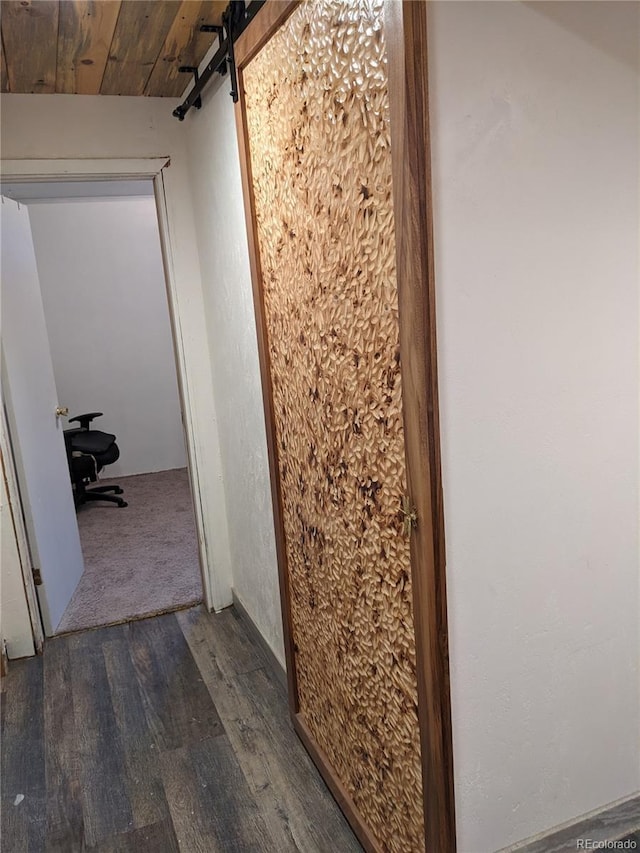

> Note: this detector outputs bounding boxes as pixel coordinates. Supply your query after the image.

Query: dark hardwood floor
[1,605,363,853]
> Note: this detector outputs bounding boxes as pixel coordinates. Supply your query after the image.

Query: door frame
[0,156,215,633]
[0,402,45,653]
[233,3,455,852]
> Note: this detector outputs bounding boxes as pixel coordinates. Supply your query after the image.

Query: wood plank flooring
[1,606,362,853]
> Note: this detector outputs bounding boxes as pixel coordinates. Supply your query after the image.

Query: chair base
[75,483,128,508]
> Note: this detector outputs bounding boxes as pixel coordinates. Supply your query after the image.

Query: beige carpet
[57,468,202,634]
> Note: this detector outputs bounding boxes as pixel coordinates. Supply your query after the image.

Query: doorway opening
[2,175,205,637]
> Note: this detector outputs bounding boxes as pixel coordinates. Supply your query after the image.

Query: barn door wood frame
[233,3,455,851]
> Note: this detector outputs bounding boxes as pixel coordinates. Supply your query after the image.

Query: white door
[1,195,85,634]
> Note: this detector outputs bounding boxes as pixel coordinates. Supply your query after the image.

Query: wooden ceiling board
[100,0,183,96]
[144,0,223,98]
[56,1,122,95]
[2,1,59,93]
[0,0,223,97]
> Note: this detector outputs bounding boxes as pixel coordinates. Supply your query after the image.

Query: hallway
[1,606,362,852]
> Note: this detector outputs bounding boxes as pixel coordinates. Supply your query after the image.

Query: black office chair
[64,412,127,508]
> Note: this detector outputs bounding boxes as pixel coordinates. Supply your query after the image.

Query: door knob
[55,406,69,418]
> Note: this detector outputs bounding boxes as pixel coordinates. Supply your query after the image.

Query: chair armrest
[63,427,85,439]
[68,412,103,430]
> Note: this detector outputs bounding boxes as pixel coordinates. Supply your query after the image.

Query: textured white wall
[28,196,186,477]
[0,93,234,612]
[184,78,284,667]
[428,2,639,850]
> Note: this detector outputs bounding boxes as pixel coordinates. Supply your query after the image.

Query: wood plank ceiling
[0,1,226,97]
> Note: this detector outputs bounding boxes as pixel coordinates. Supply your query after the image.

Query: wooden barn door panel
[234,3,454,851]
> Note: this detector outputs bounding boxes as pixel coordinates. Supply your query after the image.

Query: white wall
[428,2,639,850]
[28,196,186,477]
[0,93,234,612]
[184,78,284,666]
[0,467,35,659]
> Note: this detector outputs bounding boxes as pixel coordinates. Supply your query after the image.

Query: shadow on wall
[523,1,639,70]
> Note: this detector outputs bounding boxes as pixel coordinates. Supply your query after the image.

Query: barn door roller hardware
[177,66,203,111]
[172,0,265,121]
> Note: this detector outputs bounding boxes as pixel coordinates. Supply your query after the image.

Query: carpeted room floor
[57,467,202,634]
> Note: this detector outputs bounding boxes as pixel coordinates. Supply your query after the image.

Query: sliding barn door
[234,3,454,851]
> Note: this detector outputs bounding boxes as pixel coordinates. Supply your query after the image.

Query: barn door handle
[401,495,417,538]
